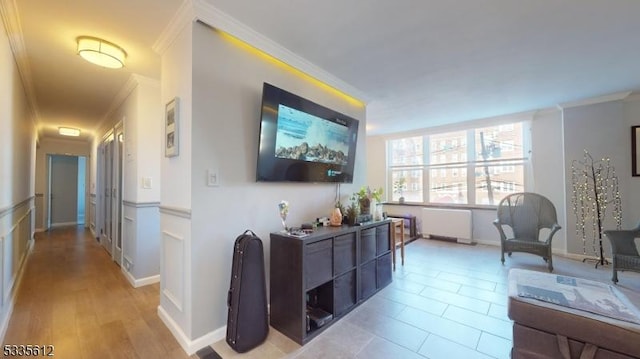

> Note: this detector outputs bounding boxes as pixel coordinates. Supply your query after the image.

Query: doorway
[48,155,87,228]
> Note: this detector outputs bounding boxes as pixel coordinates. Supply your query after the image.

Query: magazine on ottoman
[514,270,640,324]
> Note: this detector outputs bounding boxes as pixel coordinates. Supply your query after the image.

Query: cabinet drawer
[376,252,392,289]
[376,224,390,255]
[334,233,356,275]
[305,239,333,289]
[360,260,376,300]
[334,270,356,317]
[361,228,376,263]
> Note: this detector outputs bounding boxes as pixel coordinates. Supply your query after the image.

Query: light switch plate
[206,169,219,187]
[142,177,152,189]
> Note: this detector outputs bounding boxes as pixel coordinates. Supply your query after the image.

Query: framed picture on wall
[632,126,640,176]
[165,97,179,157]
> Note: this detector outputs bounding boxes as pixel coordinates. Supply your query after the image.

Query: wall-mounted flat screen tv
[256,83,359,183]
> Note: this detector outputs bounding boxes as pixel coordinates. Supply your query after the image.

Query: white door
[97,128,124,265]
[101,136,114,255]
[112,126,124,266]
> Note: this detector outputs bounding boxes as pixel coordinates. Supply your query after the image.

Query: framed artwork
[165,97,179,157]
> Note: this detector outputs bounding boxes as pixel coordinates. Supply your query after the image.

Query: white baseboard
[474,238,500,246]
[122,269,160,288]
[34,227,46,233]
[157,305,226,355]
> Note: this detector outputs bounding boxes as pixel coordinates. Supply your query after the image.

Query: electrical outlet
[207,169,220,187]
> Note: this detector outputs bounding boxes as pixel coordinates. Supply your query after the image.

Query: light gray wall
[189,22,366,338]
[623,98,640,224]
[562,100,633,256]
[530,110,566,251]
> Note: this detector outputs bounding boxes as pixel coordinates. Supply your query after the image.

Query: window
[387,121,528,206]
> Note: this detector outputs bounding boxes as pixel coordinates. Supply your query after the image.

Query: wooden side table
[387,214,417,241]
[391,218,405,270]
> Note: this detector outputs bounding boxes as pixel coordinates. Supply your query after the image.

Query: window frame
[386,120,530,207]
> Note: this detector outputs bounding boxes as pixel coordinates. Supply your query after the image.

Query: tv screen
[256,83,359,183]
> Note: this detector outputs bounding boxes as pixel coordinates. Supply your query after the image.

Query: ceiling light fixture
[59,127,81,137]
[77,36,127,69]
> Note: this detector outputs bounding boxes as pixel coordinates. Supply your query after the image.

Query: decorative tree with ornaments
[571,150,622,267]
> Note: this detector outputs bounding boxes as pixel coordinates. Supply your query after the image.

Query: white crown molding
[193,0,369,103]
[92,75,138,137]
[0,0,40,129]
[557,91,632,110]
[93,73,159,141]
[152,0,196,55]
[153,0,368,103]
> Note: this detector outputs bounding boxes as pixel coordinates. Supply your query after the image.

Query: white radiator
[421,208,473,244]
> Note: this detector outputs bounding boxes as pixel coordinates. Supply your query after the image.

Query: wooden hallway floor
[2,226,194,359]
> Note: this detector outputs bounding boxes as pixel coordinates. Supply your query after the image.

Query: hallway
[2,226,193,358]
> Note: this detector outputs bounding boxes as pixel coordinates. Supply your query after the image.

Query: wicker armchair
[604,223,640,283]
[493,192,561,272]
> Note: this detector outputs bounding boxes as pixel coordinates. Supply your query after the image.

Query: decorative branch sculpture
[571,150,622,267]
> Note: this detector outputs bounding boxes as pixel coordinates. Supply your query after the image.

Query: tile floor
[209,238,640,359]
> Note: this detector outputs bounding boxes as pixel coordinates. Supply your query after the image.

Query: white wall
[89,74,162,287]
[158,20,367,350]
[158,20,194,343]
[189,22,366,339]
[0,16,37,341]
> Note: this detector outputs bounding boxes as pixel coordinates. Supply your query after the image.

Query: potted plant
[393,177,406,203]
[345,196,360,225]
[355,186,383,215]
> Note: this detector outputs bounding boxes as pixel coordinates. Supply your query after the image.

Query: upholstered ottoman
[508,269,640,358]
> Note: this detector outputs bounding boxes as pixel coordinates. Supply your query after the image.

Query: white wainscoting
[122,202,160,288]
[159,206,192,354]
[89,194,96,236]
[162,230,185,311]
[0,198,35,341]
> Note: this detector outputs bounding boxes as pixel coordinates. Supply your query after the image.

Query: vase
[374,203,383,221]
[359,198,371,215]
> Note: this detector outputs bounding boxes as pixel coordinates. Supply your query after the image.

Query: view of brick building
[389,122,525,205]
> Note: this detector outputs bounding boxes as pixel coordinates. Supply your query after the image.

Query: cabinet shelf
[270,220,392,345]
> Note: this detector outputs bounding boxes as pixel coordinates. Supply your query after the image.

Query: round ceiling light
[77,36,127,69]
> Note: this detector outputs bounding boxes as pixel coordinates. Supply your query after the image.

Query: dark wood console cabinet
[270,220,392,345]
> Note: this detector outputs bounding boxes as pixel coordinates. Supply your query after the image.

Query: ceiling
[6,0,640,142]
